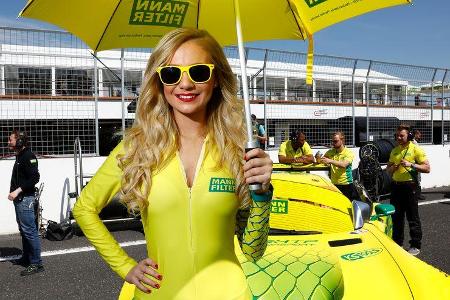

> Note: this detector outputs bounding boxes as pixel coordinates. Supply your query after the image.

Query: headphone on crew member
[407,129,414,141]
[290,129,306,152]
[394,125,414,141]
[290,129,305,142]
[13,130,28,150]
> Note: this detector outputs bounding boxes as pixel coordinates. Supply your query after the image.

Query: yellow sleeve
[278,141,287,156]
[303,142,313,156]
[235,198,271,262]
[344,149,354,163]
[388,149,396,164]
[72,142,137,279]
[414,145,427,164]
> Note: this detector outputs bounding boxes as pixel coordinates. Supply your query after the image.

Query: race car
[119,168,449,299]
[238,171,449,299]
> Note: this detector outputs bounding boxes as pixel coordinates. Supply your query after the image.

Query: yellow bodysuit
[72,139,271,299]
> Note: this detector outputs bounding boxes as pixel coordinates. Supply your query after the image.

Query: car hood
[235,230,416,299]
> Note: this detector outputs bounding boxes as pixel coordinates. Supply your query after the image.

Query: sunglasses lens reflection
[188,65,211,83]
[160,67,181,84]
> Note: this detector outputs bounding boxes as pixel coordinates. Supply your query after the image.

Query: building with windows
[1,28,449,157]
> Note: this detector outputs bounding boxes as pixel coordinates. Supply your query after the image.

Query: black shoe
[20,264,44,276]
[12,257,29,267]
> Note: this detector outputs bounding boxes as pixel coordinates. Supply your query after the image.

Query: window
[0,119,96,156]
[102,69,142,97]
[286,78,309,101]
[315,80,340,102]
[266,77,285,100]
[56,68,94,96]
[5,66,51,95]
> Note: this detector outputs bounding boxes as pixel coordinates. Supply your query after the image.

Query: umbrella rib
[95,0,123,52]
[196,0,201,29]
[285,0,305,40]
[19,0,36,16]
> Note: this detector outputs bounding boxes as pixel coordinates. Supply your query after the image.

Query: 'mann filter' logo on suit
[209,178,236,193]
[304,0,328,8]
[129,0,189,27]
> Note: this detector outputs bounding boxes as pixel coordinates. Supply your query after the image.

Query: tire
[352,168,359,182]
[359,139,395,164]
[378,169,392,195]
[359,143,379,161]
[98,196,130,220]
[375,139,395,164]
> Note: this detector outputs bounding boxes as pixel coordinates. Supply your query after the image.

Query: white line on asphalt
[1,199,449,262]
[419,198,450,206]
[0,239,146,262]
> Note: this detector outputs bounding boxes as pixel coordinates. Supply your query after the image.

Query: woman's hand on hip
[125,258,162,294]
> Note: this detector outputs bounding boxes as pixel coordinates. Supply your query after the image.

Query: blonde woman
[73,28,273,299]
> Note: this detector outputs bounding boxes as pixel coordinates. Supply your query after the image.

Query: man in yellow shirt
[387,124,430,256]
[318,131,356,200]
[278,130,314,164]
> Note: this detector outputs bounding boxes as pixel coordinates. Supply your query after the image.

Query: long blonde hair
[117,28,250,210]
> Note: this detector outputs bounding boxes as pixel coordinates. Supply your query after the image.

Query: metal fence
[1,27,449,157]
[233,48,450,149]
[0,27,96,157]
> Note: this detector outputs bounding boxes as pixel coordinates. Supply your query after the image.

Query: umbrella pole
[233,0,254,146]
[234,0,261,191]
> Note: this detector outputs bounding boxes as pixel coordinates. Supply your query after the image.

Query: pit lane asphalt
[1,188,449,300]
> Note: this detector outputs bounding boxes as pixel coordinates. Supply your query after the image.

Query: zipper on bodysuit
[178,156,195,252]
[180,139,207,298]
[179,141,206,252]
[188,187,193,250]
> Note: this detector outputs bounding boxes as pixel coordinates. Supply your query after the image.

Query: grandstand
[1,27,449,157]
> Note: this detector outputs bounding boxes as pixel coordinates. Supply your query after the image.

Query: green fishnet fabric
[239,241,344,300]
[236,200,271,262]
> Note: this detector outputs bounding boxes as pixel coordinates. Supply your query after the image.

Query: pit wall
[0,145,448,235]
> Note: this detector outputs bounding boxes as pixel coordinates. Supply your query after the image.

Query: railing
[1,26,449,158]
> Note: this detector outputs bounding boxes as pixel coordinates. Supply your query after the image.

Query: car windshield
[270,172,354,234]
[269,229,322,235]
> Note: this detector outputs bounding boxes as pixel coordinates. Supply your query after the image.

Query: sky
[1,0,449,69]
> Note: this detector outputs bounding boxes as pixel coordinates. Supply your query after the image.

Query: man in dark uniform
[8,129,44,275]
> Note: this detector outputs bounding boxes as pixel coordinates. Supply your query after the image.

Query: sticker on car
[341,248,383,261]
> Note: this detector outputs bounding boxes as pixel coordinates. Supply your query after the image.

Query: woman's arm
[235,194,271,262]
[72,142,137,279]
[238,148,273,261]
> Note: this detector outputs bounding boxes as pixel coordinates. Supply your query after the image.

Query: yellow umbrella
[19,0,411,81]
[19,0,410,159]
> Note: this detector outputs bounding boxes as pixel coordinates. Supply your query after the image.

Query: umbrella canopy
[19,0,411,80]
[20,0,305,51]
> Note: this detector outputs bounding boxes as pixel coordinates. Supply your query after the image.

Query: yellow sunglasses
[156,64,215,85]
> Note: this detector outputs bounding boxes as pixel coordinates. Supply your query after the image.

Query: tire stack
[357,139,395,200]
